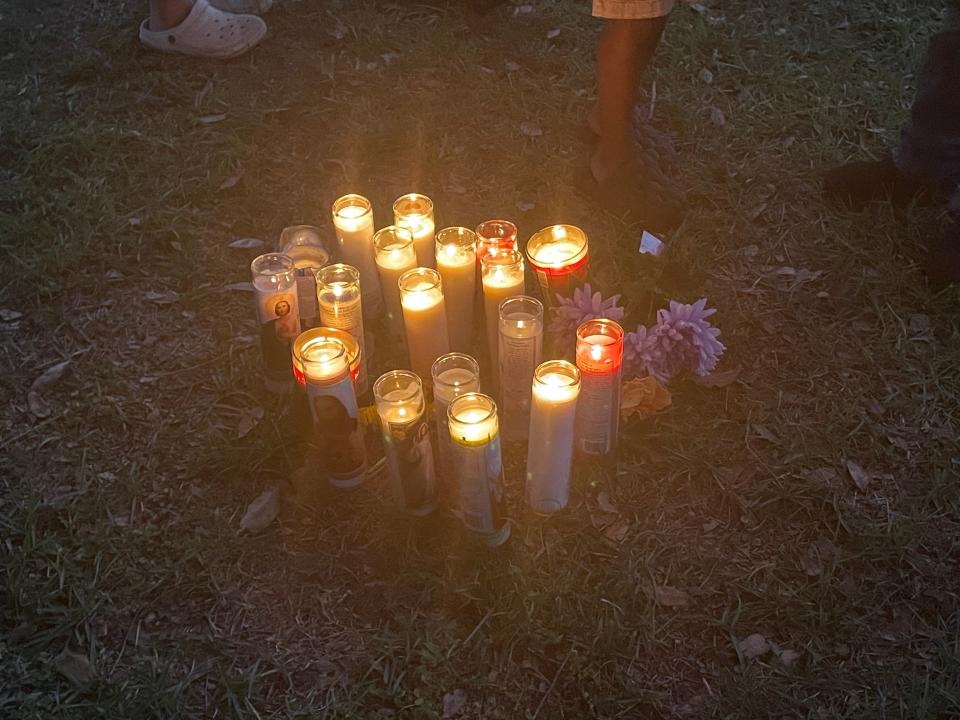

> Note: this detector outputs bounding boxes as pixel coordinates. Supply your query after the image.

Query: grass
[2,0,960,717]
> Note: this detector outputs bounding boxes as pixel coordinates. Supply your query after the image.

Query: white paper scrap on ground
[638,231,665,257]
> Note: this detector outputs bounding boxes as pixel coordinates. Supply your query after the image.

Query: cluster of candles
[250,193,621,546]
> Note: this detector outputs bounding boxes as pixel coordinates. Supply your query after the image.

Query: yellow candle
[331,194,382,317]
[393,193,436,268]
[373,226,417,333]
[399,268,450,381]
[481,250,525,372]
[435,227,478,352]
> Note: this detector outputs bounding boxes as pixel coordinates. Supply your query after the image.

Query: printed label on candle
[295,274,319,324]
[383,414,437,513]
[532,255,589,303]
[575,372,619,455]
[499,333,540,415]
[307,377,366,485]
[257,292,301,373]
[456,436,506,534]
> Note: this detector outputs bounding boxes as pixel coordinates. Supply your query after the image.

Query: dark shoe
[924,221,960,289]
[823,154,932,209]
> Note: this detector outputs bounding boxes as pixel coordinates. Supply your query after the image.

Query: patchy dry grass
[2,0,960,717]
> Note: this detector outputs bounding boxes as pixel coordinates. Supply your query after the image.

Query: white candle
[447,392,510,546]
[373,226,417,334]
[526,360,581,513]
[435,227,478,352]
[481,250,525,375]
[317,264,368,396]
[497,296,543,440]
[431,353,481,512]
[251,253,301,393]
[399,268,450,381]
[332,194,382,317]
[279,225,330,330]
[393,193,436,268]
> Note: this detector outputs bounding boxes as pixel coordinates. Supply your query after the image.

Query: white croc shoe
[139,0,267,59]
[209,0,273,14]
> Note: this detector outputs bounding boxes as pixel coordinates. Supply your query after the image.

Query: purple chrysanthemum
[548,283,625,340]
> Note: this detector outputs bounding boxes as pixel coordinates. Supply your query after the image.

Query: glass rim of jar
[317,262,361,288]
[431,352,480,386]
[279,224,324,243]
[435,226,478,250]
[392,193,434,217]
[576,318,624,342]
[398,267,442,293]
[480,249,524,269]
[373,370,423,405]
[534,359,580,387]
[498,295,543,320]
[300,337,347,366]
[447,392,497,426]
[332,193,373,219]
[527,224,589,265]
[373,226,415,253]
[294,328,359,368]
[251,252,295,277]
[476,219,518,241]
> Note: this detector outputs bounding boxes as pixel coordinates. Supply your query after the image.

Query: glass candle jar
[316,263,368,397]
[574,318,624,458]
[279,225,330,330]
[251,253,301,393]
[373,226,417,334]
[398,268,450,382]
[475,219,519,263]
[393,193,436,268]
[480,250,525,377]
[497,295,543,441]
[331,194,382,318]
[526,360,581,513]
[434,227,478,352]
[525,225,589,307]
[431,352,481,508]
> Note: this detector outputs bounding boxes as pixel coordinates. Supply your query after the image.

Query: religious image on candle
[497,295,543,441]
[525,224,589,307]
[279,225,331,330]
[431,353,481,510]
[373,226,417,335]
[393,193,436,268]
[301,338,367,489]
[292,327,362,445]
[251,253,301,393]
[447,392,510,547]
[526,360,581,514]
[481,249,525,376]
[317,263,369,397]
[434,227,478,352]
[399,268,450,382]
[574,318,624,457]
[475,219,518,264]
[374,370,438,516]
[331,194,382,318]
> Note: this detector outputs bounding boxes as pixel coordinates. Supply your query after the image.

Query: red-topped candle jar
[525,224,589,307]
[475,219,519,264]
[573,318,623,458]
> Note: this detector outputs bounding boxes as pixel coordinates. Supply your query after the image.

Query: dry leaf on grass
[222,282,254,292]
[597,490,619,514]
[0,308,23,322]
[846,460,871,491]
[520,122,543,138]
[620,376,671,419]
[56,649,95,684]
[28,360,71,418]
[237,406,264,438]
[228,238,264,250]
[737,633,769,659]
[219,175,241,190]
[198,113,226,124]
[694,366,742,387]
[654,585,690,608]
[442,689,466,718]
[144,290,179,305]
[240,487,279,532]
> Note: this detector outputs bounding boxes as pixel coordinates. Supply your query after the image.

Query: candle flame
[332,284,344,298]
[590,344,603,361]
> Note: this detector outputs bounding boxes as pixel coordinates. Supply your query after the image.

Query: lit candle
[373,370,438,516]
[279,225,331,330]
[481,250,525,375]
[373,226,417,335]
[526,360,581,513]
[497,296,543,440]
[331,194,383,318]
[393,193,436,268]
[251,253,301,393]
[447,392,510,546]
[317,264,369,397]
[292,327,361,390]
[301,338,367,488]
[525,225,589,307]
[475,219,518,264]
[399,268,450,381]
[574,319,624,458]
[431,353,481,510]
[435,227,478,352]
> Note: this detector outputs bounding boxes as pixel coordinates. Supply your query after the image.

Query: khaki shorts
[592,0,675,19]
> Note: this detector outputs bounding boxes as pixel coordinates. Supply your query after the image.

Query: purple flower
[548,283,625,339]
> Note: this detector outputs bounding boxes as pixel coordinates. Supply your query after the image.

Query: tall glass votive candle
[399,268,450,382]
[435,227,478,352]
[332,194,382,318]
[393,193,436,268]
[374,370,438,516]
[279,225,330,330]
[525,225,589,307]
[251,253,301,393]
[475,219,519,264]
[526,360,581,513]
[373,226,417,335]
[431,353,481,507]
[301,338,367,488]
[574,319,624,458]
[498,296,543,440]
[481,250,525,375]
[292,327,361,392]
[317,264,368,397]
[447,393,510,546]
